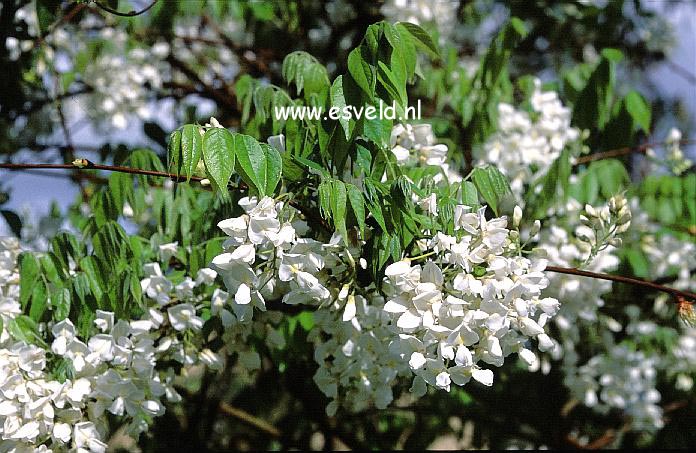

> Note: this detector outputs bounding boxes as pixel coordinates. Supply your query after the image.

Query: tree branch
[0,161,331,231]
[93,0,158,17]
[0,161,202,182]
[218,402,282,438]
[575,139,695,165]
[546,265,696,302]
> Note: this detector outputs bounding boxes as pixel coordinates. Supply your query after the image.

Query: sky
[1,3,695,236]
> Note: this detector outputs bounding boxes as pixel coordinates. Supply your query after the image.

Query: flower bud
[513,205,523,228]
[584,204,597,218]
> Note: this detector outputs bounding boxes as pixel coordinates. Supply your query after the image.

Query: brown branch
[218,402,282,438]
[0,161,331,231]
[19,87,93,117]
[165,55,237,111]
[200,14,275,77]
[93,0,158,17]
[575,139,696,165]
[546,265,696,302]
[0,161,202,182]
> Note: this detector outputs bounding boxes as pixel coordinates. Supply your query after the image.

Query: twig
[93,0,158,17]
[218,402,282,438]
[0,161,331,231]
[546,265,696,302]
[666,59,696,85]
[165,55,237,111]
[19,87,93,117]
[575,139,695,165]
[0,161,202,182]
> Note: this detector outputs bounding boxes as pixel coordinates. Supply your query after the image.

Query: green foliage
[282,51,330,105]
[572,48,622,131]
[570,159,630,205]
[638,174,696,230]
[470,166,513,216]
[35,0,61,36]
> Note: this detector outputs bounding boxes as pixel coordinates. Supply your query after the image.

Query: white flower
[158,242,178,262]
[73,422,107,452]
[472,368,494,386]
[167,303,203,331]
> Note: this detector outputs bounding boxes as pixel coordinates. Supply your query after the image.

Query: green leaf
[470,166,512,215]
[261,144,283,195]
[625,248,650,278]
[347,47,376,99]
[624,90,651,133]
[295,155,330,179]
[460,181,479,208]
[35,0,61,36]
[331,76,355,140]
[233,135,283,197]
[361,116,392,149]
[234,134,263,195]
[396,22,440,58]
[297,311,315,331]
[331,180,348,239]
[19,253,41,310]
[180,124,202,181]
[601,48,624,62]
[202,128,236,192]
[51,287,71,322]
[1,209,22,238]
[572,49,622,130]
[28,282,48,322]
[7,315,48,348]
[167,128,182,175]
[282,51,329,103]
[346,184,366,237]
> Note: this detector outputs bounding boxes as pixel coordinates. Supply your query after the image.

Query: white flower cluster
[311,294,410,415]
[477,79,581,195]
[477,85,694,433]
[646,128,693,175]
[540,202,619,330]
[0,235,267,451]
[82,28,170,129]
[212,196,409,414]
[211,196,333,314]
[390,123,462,184]
[380,0,459,42]
[565,344,664,431]
[0,238,21,345]
[382,207,558,393]
[4,4,38,61]
[575,194,631,265]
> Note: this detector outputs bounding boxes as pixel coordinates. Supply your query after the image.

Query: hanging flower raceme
[381,206,559,392]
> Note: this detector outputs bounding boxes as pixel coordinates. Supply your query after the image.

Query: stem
[575,139,695,165]
[546,265,696,302]
[93,0,158,17]
[0,161,204,182]
[218,402,282,438]
[406,250,437,262]
[0,161,332,232]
